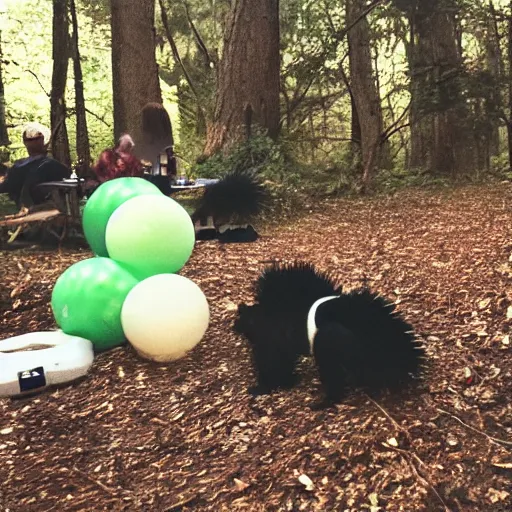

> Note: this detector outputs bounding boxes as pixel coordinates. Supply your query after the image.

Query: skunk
[234,261,426,407]
[191,170,268,243]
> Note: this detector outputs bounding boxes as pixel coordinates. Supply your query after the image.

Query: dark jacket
[0,156,70,208]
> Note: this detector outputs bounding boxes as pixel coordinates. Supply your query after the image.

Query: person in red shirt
[92,134,143,184]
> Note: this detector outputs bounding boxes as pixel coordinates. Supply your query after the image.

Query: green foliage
[374,165,450,192]
[191,134,286,179]
[1,0,511,189]
[191,133,320,216]
[2,0,113,163]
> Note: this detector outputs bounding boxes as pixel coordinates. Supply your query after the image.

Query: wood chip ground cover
[0,184,511,511]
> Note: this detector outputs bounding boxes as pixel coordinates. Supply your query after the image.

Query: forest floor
[1,183,511,512]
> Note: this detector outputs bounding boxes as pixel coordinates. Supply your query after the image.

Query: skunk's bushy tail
[192,169,268,225]
[314,288,426,396]
[255,261,341,312]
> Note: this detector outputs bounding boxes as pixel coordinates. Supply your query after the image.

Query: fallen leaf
[487,488,510,503]
[507,306,512,320]
[0,428,13,435]
[298,474,314,491]
[492,462,512,469]
[386,437,398,447]
[478,298,491,309]
[234,478,250,491]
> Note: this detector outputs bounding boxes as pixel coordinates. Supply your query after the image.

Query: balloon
[105,195,195,280]
[121,274,209,362]
[82,177,162,256]
[51,257,139,351]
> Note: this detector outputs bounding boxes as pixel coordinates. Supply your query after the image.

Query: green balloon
[51,257,139,351]
[82,177,162,256]
[105,194,195,279]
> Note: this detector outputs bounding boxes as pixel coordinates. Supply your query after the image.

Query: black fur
[234,262,426,406]
[191,169,268,231]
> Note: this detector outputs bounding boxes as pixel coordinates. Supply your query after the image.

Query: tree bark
[204,0,280,156]
[70,0,90,176]
[407,2,475,175]
[110,0,162,144]
[346,0,384,191]
[507,0,512,173]
[0,31,10,146]
[485,2,501,157]
[50,0,71,167]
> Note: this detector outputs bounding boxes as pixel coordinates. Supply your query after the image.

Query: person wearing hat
[0,122,70,209]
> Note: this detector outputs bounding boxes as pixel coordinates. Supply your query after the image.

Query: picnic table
[0,179,83,244]
[0,177,215,245]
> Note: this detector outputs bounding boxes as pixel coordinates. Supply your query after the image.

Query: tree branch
[158,0,202,104]
[25,69,49,97]
[182,0,213,67]
[333,0,390,42]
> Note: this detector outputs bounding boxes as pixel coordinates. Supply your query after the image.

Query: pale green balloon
[82,177,162,256]
[105,194,195,279]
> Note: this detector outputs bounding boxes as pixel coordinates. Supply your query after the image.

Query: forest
[2,0,512,196]
[1,2,512,512]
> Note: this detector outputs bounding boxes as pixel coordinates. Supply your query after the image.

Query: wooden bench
[0,180,83,245]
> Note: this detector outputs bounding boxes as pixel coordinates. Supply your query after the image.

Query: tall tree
[346,0,385,191]
[69,0,90,175]
[50,0,71,166]
[0,31,10,146]
[204,0,280,156]
[110,0,162,144]
[505,0,512,172]
[404,0,476,175]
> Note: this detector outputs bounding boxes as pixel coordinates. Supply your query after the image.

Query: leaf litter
[0,183,511,511]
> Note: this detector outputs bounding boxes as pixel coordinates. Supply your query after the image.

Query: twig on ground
[165,495,200,511]
[71,466,125,496]
[398,450,452,512]
[365,394,407,434]
[435,408,512,448]
[369,395,451,511]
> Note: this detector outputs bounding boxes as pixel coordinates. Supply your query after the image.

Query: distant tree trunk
[204,0,280,156]
[0,32,10,146]
[407,2,475,176]
[69,0,90,176]
[50,0,71,166]
[507,1,512,173]
[486,2,501,156]
[350,92,361,146]
[346,0,384,191]
[406,16,429,170]
[110,0,162,144]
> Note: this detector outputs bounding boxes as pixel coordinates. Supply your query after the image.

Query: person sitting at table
[0,122,70,209]
[84,137,143,197]
[92,145,144,184]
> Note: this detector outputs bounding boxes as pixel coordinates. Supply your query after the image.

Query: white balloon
[121,274,209,362]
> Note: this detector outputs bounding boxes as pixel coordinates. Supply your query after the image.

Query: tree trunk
[110,0,162,144]
[508,1,512,173]
[406,16,430,170]
[70,0,90,176]
[204,0,280,156]
[486,2,501,156]
[346,0,384,191]
[407,3,475,176]
[0,31,10,146]
[50,0,71,167]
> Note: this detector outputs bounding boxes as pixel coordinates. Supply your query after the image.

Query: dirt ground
[1,183,511,512]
